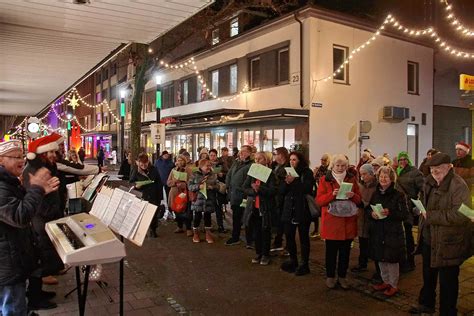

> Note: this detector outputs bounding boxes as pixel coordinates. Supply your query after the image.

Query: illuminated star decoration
[68,94,79,110]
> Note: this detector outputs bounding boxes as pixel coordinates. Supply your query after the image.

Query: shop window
[407,61,419,95]
[211,70,219,97]
[278,48,289,84]
[333,45,349,84]
[197,78,203,102]
[250,57,260,89]
[230,64,238,94]
[284,129,295,149]
[162,84,174,109]
[96,113,101,126]
[182,80,189,105]
[273,129,283,148]
[230,17,239,37]
[212,29,219,45]
[103,113,108,125]
[145,89,156,112]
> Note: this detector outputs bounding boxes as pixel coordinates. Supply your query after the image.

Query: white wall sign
[150,123,165,145]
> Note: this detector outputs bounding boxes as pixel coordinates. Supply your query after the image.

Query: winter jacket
[241,172,277,229]
[357,179,377,238]
[273,162,290,225]
[280,166,314,224]
[0,166,44,285]
[154,157,175,186]
[368,183,409,263]
[130,165,163,207]
[452,154,474,187]
[225,158,253,206]
[416,169,472,268]
[396,165,424,199]
[317,170,362,240]
[23,159,64,276]
[167,167,188,211]
[188,170,218,213]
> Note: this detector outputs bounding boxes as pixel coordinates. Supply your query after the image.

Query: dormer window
[212,29,220,45]
[230,17,239,37]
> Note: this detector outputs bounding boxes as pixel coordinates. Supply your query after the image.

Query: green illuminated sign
[67,121,71,131]
[156,91,162,109]
[120,102,125,117]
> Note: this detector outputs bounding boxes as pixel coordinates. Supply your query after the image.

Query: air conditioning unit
[383,106,409,120]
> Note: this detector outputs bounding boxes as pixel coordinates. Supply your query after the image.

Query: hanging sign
[460,74,474,91]
[150,123,165,145]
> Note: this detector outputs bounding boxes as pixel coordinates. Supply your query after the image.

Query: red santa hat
[455,141,471,154]
[26,134,60,160]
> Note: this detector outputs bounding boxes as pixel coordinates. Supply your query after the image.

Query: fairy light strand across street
[442,0,474,37]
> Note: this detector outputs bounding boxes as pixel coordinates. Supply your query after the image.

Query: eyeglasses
[0,155,25,160]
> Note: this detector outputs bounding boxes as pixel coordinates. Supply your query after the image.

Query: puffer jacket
[189,170,218,213]
[0,166,44,285]
[417,169,472,268]
[225,158,253,206]
[368,183,409,263]
[280,166,314,224]
[357,179,377,238]
[317,169,362,240]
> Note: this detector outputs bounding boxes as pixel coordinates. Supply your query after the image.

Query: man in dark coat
[154,151,174,201]
[0,140,59,314]
[225,145,253,246]
[410,153,472,315]
[452,141,474,191]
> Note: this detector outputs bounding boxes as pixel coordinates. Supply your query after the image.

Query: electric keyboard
[46,213,126,266]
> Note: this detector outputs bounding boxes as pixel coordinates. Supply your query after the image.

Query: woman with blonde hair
[317,154,362,289]
[368,166,408,296]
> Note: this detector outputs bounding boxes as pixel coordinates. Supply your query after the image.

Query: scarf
[331,170,346,185]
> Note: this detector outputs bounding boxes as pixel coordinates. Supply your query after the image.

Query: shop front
[81,132,117,159]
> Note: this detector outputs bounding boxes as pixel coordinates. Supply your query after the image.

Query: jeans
[285,221,310,265]
[251,213,271,257]
[419,242,460,316]
[0,282,27,316]
[325,239,353,278]
[194,212,212,228]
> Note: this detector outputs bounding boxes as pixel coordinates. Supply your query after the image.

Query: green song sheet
[212,166,222,174]
[458,203,474,218]
[135,180,154,188]
[240,199,247,208]
[370,204,387,219]
[247,163,272,183]
[336,182,353,200]
[172,169,188,182]
[200,182,207,199]
[411,198,427,216]
[284,167,299,177]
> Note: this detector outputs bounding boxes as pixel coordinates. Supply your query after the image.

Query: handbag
[328,200,358,217]
[172,192,188,213]
[305,194,320,218]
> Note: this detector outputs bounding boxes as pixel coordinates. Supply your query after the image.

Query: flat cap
[425,152,451,167]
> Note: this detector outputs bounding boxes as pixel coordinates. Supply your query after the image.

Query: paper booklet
[285,167,299,177]
[370,204,387,219]
[458,203,474,219]
[172,169,188,182]
[248,163,272,183]
[411,199,427,216]
[336,182,353,200]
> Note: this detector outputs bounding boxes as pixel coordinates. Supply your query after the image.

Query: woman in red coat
[316,154,362,289]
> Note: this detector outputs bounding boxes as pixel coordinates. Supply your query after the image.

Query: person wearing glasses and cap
[0,140,60,314]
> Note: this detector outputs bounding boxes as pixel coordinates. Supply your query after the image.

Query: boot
[28,277,57,311]
[186,229,193,237]
[205,227,214,244]
[192,228,200,243]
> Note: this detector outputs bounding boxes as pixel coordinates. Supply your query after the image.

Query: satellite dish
[360,121,372,134]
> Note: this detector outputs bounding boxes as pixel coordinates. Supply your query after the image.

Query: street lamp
[119,88,128,164]
[66,113,72,150]
[155,74,163,161]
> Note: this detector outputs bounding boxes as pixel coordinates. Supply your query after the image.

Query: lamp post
[66,113,72,151]
[120,89,126,164]
[155,74,162,161]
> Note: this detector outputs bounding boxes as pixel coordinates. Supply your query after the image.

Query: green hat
[396,151,412,175]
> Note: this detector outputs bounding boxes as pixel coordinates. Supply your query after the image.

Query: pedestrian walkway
[38,218,474,315]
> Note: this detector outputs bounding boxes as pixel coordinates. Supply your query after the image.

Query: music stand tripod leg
[75,266,82,314]
[80,266,91,316]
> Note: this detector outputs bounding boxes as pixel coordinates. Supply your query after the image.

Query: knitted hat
[199,148,209,155]
[359,163,375,175]
[396,151,413,176]
[0,140,22,156]
[26,134,60,160]
[455,141,471,153]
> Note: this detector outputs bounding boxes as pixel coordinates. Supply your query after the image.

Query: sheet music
[89,193,111,220]
[82,173,107,201]
[119,199,147,239]
[102,189,125,226]
[109,192,135,232]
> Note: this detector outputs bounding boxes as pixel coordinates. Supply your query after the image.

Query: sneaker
[325,277,337,289]
[338,277,350,289]
[351,265,368,273]
[408,305,435,314]
[310,232,320,238]
[295,264,310,276]
[270,246,284,252]
[260,256,270,266]
[280,260,297,273]
[225,238,241,246]
[383,286,399,297]
[252,256,262,264]
[372,283,390,291]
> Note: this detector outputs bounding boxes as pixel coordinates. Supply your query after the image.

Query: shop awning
[81,131,116,137]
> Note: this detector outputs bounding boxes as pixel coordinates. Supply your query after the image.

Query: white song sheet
[109,192,135,232]
[89,193,111,220]
[119,199,147,239]
[102,189,125,226]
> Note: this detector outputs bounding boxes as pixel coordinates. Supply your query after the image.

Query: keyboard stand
[75,265,91,316]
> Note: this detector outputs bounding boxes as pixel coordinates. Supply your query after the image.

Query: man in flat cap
[410,152,472,315]
[0,140,59,315]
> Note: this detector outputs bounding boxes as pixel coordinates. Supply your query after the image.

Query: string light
[442,0,474,37]
[74,118,101,132]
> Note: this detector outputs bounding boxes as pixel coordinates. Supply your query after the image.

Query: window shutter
[260,50,277,87]
[219,66,230,96]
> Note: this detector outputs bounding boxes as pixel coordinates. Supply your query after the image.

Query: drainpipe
[294,12,304,108]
